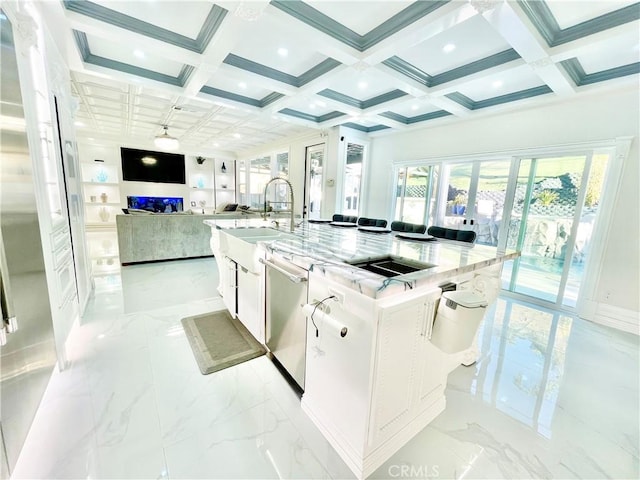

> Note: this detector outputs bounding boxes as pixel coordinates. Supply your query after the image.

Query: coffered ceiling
[51,0,640,155]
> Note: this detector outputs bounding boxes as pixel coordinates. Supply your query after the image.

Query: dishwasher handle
[260,257,307,284]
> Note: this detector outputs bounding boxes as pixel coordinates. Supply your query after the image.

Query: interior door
[303,143,325,220]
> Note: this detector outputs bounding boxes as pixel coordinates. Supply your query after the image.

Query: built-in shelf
[85,202,121,207]
[81,159,121,280]
[85,222,116,230]
[82,181,120,186]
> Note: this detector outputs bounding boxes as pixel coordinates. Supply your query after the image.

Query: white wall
[366,86,639,317]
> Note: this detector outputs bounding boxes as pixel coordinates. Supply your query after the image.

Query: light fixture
[133,49,145,59]
[154,125,179,151]
[492,80,504,89]
[443,43,456,53]
[277,47,288,57]
[238,82,247,89]
[358,81,368,89]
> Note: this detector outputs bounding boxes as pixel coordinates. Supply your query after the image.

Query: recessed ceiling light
[492,80,504,88]
[277,47,288,57]
[358,81,368,89]
[315,100,326,107]
[309,104,316,110]
[213,142,219,147]
[442,43,456,53]
[238,82,247,89]
[133,49,145,58]
[233,133,241,139]
[411,104,419,111]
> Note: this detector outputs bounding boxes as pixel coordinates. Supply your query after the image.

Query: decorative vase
[197,176,205,188]
[96,169,108,183]
[221,162,226,173]
[100,192,108,203]
[98,207,110,222]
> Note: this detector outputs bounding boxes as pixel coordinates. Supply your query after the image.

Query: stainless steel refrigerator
[0,11,58,477]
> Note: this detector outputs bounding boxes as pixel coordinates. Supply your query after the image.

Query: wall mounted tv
[121,147,185,184]
[127,196,183,213]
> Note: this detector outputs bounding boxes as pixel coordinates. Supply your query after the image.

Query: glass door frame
[303,142,326,220]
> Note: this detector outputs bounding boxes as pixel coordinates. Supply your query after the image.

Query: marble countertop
[204,218,519,299]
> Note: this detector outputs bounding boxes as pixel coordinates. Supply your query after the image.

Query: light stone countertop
[204,218,520,299]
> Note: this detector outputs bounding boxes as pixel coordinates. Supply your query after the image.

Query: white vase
[100,192,108,203]
[98,207,110,222]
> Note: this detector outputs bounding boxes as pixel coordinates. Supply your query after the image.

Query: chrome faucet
[264,177,295,232]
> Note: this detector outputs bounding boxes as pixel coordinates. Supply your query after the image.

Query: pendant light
[154,125,179,151]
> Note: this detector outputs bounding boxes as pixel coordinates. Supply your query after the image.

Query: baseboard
[586,302,639,335]
[301,395,447,479]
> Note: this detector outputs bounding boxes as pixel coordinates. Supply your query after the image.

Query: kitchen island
[205,218,519,479]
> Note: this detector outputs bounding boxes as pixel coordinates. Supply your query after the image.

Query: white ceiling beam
[548,21,640,63]
[183,1,272,97]
[359,1,479,65]
[64,11,203,66]
[482,1,576,96]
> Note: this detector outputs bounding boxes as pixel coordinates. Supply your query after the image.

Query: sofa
[116,212,250,265]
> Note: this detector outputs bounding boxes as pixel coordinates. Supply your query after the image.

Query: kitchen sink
[220,227,296,272]
[346,255,436,278]
[224,227,296,243]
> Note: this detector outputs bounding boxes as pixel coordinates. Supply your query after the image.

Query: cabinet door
[369,297,424,445]
[237,266,262,343]
[221,256,237,316]
[416,299,444,412]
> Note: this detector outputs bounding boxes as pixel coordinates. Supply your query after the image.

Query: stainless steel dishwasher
[261,255,308,390]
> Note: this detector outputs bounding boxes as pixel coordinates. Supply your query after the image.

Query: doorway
[501,153,609,308]
[303,143,325,220]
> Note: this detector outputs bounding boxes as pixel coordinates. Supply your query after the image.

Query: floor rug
[181,310,266,375]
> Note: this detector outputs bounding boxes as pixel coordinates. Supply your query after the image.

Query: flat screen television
[127,196,183,213]
[121,147,185,184]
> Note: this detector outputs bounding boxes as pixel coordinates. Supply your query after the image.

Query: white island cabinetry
[205,219,518,479]
[303,272,446,478]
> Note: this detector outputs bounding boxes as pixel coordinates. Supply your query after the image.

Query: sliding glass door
[393,149,611,310]
[394,165,439,226]
[502,153,609,307]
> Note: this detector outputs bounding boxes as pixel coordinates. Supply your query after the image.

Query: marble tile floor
[11,258,639,479]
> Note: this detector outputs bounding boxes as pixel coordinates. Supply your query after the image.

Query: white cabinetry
[302,272,444,479]
[369,294,442,447]
[220,256,237,315]
[80,160,121,278]
[237,265,264,343]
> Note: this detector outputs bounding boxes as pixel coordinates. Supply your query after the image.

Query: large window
[238,150,290,209]
[393,147,613,310]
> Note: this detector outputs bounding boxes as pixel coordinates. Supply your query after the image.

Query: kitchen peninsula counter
[204,218,519,479]
[204,218,519,298]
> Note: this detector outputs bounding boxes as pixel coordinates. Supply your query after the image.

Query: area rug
[181,310,266,375]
